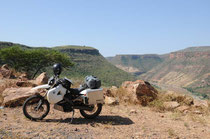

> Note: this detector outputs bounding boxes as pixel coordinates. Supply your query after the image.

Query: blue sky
[0,0,210,56]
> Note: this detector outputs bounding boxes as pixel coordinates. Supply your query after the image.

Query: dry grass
[184,122,190,130]
[189,114,207,125]
[167,128,177,137]
[170,111,183,120]
[148,92,195,113]
[161,92,194,106]
[112,87,141,105]
[148,98,165,112]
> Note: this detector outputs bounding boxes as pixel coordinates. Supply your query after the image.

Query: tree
[0,46,73,79]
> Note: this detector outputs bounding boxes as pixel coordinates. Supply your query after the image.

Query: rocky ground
[0,65,210,139]
[0,104,210,139]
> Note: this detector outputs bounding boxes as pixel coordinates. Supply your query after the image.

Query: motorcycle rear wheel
[80,104,102,119]
[23,95,50,121]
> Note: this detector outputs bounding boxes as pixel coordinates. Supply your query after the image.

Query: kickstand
[70,109,75,123]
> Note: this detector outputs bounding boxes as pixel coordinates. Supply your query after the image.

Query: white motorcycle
[22,63,104,121]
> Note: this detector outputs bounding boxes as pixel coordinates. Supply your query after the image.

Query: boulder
[1,64,9,70]
[121,80,158,106]
[35,72,48,85]
[18,73,28,81]
[2,87,38,107]
[104,96,119,105]
[16,81,36,87]
[163,101,180,110]
[0,64,16,79]
[0,79,17,94]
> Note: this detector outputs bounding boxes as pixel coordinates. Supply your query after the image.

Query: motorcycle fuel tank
[47,84,67,104]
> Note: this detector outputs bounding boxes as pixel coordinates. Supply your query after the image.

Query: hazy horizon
[1,0,210,57]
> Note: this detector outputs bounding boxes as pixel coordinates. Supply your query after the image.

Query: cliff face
[169,51,210,59]
[59,49,99,55]
[54,46,100,56]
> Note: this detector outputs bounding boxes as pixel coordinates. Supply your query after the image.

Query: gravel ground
[0,104,210,139]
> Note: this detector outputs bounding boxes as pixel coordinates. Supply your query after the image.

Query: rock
[16,81,36,87]
[104,89,113,97]
[193,110,202,114]
[163,101,180,110]
[121,80,158,106]
[1,64,9,70]
[193,99,208,108]
[105,96,119,105]
[0,79,17,94]
[129,109,137,114]
[0,96,3,106]
[2,87,38,107]
[176,105,190,112]
[0,64,16,79]
[104,86,118,97]
[18,73,28,81]
[35,72,48,85]
[183,96,194,106]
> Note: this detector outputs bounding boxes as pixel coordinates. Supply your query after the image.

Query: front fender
[32,84,51,90]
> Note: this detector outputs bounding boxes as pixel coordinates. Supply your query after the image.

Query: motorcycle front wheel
[23,95,50,121]
[80,104,102,119]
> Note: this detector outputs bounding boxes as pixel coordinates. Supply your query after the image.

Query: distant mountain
[177,46,210,52]
[107,54,163,76]
[106,46,210,99]
[140,46,210,99]
[0,41,30,49]
[0,41,135,86]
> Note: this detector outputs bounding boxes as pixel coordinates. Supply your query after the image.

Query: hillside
[53,46,135,86]
[107,54,163,76]
[0,42,135,86]
[140,46,210,98]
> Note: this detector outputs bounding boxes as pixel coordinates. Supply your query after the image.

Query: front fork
[35,93,47,111]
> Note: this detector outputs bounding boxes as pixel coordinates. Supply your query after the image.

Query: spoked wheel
[80,104,102,119]
[23,95,50,121]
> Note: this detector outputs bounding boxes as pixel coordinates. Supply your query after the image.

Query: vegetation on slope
[54,45,95,50]
[0,46,73,79]
[177,46,210,52]
[55,48,136,87]
[0,42,135,86]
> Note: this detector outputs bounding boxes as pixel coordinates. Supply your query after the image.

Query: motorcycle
[22,63,104,122]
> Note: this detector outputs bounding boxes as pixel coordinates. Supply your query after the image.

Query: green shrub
[0,46,73,79]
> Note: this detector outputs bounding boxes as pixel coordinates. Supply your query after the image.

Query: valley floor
[0,105,210,139]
